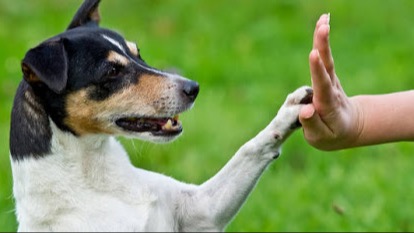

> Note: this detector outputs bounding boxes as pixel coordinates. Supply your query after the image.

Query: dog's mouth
[115,115,182,136]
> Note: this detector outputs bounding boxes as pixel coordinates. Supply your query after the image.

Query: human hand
[299,14,363,150]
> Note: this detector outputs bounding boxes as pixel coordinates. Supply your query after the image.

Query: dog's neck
[10,123,144,230]
[49,120,111,158]
[11,109,132,188]
[10,100,140,227]
[10,81,135,197]
[10,81,117,159]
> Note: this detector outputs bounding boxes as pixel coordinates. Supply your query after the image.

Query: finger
[313,14,330,49]
[299,104,333,144]
[315,24,336,78]
[309,49,335,106]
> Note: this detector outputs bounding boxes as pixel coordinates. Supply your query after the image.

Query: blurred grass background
[1,0,414,231]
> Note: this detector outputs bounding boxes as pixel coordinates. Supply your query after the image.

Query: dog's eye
[107,64,122,77]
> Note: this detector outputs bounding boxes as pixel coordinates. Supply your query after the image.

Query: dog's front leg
[178,86,312,232]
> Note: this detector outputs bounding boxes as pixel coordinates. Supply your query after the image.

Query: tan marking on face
[64,90,114,135]
[65,74,172,136]
[107,51,129,66]
[125,40,138,57]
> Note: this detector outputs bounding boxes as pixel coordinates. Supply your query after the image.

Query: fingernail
[327,13,331,25]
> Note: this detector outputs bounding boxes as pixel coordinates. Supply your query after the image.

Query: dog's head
[20,0,199,143]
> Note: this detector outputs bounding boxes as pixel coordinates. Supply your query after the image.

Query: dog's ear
[21,39,68,94]
[67,0,101,30]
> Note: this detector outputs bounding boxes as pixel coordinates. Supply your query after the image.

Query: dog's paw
[285,86,313,107]
[283,86,313,129]
[267,86,313,136]
[248,86,313,159]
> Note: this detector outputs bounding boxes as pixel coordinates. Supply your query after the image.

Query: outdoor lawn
[1,0,414,231]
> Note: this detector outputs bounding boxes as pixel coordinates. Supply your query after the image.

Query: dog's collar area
[115,115,182,136]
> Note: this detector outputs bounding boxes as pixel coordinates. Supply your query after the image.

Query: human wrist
[345,96,366,148]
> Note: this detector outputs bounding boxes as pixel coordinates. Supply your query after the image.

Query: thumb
[299,104,316,122]
[299,104,332,142]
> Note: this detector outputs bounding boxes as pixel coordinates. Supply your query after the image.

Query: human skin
[299,14,414,151]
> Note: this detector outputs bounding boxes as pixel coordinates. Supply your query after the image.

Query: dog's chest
[13,161,176,232]
[59,191,174,232]
[15,185,174,231]
[11,137,177,231]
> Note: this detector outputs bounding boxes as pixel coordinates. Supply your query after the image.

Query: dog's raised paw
[276,86,313,130]
[285,86,313,107]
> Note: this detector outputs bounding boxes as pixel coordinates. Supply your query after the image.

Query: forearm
[351,90,414,147]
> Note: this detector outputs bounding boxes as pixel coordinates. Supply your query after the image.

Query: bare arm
[350,92,414,147]
[299,14,414,150]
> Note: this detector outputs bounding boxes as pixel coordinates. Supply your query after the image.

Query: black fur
[10,82,52,160]
[22,39,69,94]
[67,0,101,30]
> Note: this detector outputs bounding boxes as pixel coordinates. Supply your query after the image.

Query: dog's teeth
[164,119,173,130]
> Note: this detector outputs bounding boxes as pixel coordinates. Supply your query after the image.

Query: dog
[9,0,312,231]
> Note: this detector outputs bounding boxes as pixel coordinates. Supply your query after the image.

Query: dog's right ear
[21,39,68,94]
[67,0,101,30]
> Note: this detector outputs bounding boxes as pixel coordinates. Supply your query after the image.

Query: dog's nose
[183,81,199,101]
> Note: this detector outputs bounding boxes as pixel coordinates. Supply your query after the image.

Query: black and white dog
[10,0,312,231]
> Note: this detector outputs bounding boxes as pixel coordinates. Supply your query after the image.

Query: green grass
[1,0,414,231]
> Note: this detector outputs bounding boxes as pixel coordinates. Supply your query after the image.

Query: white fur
[11,86,311,232]
[102,34,126,53]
